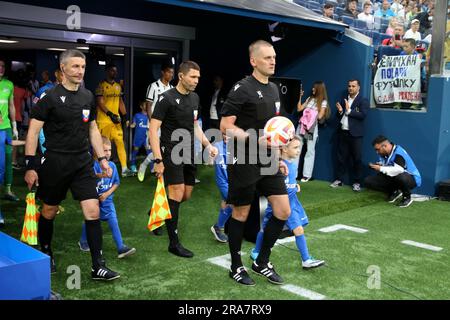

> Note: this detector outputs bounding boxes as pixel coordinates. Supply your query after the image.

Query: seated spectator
[390,0,404,15]
[381,24,405,48]
[385,17,399,35]
[404,19,422,41]
[357,1,375,28]
[323,3,335,19]
[374,0,396,19]
[397,2,414,24]
[414,6,433,36]
[364,135,421,208]
[341,0,360,18]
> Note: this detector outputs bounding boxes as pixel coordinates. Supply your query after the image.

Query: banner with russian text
[373,55,422,104]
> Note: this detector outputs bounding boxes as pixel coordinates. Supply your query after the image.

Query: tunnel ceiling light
[0,39,18,44]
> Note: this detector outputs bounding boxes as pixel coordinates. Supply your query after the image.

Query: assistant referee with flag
[24,49,120,281]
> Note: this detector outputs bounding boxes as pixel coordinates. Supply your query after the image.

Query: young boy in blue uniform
[250,136,325,269]
[210,134,232,242]
[130,101,152,175]
[79,136,136,258]
[0,131,25,226]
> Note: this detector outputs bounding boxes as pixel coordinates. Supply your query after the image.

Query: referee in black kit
[149,61,218,258]
[220,40,291,286]
[24,49,120,281]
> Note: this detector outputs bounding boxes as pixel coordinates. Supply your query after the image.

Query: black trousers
[364,172,417,198]
[336,130,363,184]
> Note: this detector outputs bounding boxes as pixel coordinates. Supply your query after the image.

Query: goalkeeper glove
[106,111,121,124]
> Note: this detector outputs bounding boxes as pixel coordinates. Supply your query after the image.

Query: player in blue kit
[130,101,152,174]
[210,134,232,243]
[79,136,136,258]
[250,136,325,269]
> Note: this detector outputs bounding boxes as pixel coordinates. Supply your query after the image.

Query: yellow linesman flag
[147,176,172,232]
[20,191,40,245]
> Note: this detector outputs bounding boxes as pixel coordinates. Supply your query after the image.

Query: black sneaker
[398,197,413,208]
[229,266,255,286]
[91,265,120,281]
[251,261,284,285]
[388,190,403,203]
[168,243,194,258]
[152,227,163,236]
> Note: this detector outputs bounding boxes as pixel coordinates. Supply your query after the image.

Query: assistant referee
[24,49,120,281]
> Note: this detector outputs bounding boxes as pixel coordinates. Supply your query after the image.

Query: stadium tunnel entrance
[1,0,448,195]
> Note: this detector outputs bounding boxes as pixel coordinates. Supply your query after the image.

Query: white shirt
[340,93,358,130]
[404,29,422,41]
[357,12,375,29]
[146,79,173,113]
[210,89,220,120]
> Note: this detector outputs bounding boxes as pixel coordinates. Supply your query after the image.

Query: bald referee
[24,49,120,281]
[220,40,291,286]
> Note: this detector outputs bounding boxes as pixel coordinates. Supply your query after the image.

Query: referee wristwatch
[154,158,163,164]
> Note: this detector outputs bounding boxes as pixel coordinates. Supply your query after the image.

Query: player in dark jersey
[220,40,291,286]
[150,61,218,258]
[24,49,120,281]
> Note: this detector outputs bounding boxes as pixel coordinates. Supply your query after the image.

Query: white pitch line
[281,284,326,300]
[318,224,368,234]
[401,240,443,252]
[206,251,326,300]
[275,236,296,246]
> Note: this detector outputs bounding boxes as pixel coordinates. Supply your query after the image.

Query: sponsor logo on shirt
[159,96,164,102]
[233,84,241,91]
[82,109,90,122]
[176,98,180,104]
[275,101,281,115]
[60,96,66,103]
[257,91,263,99]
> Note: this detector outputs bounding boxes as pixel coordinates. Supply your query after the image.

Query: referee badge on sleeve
[82,109,90,122]
[275,101,281,115]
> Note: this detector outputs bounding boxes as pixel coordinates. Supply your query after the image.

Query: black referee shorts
[162,148,196,186]
[37,151,98,206]
[227,165,287,206]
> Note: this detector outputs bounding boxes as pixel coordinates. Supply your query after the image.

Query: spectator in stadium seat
[323,3,335,19]
[390,0,404,15]
[341,0,360,18]
[404,19,422,41]
[414,6,433,36]
[385,17,400,35]
[365,135,421,208]
[374,0,396,19]
[400,38,419,56]
[357,1,375,28]
[381,24,405,48]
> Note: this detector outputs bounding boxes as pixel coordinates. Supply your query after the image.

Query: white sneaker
[302,257,325,269]
[352,183,362,192]
[300,177,311,182]
[330,180,343,188]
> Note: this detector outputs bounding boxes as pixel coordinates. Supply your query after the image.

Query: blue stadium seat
[307,2,322,10]
[293,0,307,7]
[335,6,344,15]
[371,31,381,47]
[312,8,323,15]
[332,13,340,20]
[317,0,326,4]
[354,19,368,29]
[377,45,402,59]
[341,15,355,26]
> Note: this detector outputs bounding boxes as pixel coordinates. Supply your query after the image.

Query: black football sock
[38,215,54,256]
[256,215,286,265]
[228,217,245,271]
[85,219,103,269]
[167,199,180,247]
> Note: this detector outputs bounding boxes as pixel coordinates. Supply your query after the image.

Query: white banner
[373,55,422,104]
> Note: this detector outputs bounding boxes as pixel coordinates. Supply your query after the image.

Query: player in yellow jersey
[95,64,132,177]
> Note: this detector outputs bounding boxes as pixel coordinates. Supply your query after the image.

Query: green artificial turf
[2,165,450,300]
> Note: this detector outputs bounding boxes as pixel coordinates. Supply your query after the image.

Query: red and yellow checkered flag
[147,176,172,232]
[20,191,40,245]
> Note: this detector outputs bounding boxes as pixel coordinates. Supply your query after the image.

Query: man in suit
[208,75,227,130]
[330,79,369,192]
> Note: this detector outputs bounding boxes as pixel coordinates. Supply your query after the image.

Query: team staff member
[25,49,120,281]
[96,64,131,177]
[149,61,218,258]
[0,58,19,205]
[220,40,291,286]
